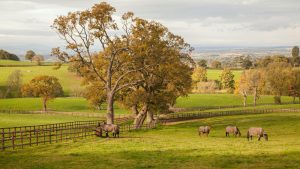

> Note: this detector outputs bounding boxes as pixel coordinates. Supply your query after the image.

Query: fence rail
[170,102,300,112]
[159,108,300,123]
[0,119,155,151]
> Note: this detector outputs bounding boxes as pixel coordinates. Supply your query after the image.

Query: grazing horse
[225,126,241,137]
[98,122,120,138]
[247,127,268,141]
[198,126,211,136]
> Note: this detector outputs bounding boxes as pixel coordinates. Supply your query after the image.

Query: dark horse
[225,126,241,137]
[97,122,120,138]
[247,127,268,141]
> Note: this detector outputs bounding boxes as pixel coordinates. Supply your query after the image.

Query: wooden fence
[169,101,300,112]
[0,119,156,151]
[159,108,300,123]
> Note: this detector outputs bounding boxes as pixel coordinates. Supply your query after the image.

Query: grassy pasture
[0,113,97,128]
[0,97,129,114]
[0,64,240,96]
[175,94,293,108]
[207,69,242,80]
[0,65,82,95]
[0,94,294,113]
[0,60,35,66]
[0,112,299,169]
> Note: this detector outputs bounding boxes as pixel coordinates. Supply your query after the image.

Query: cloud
[0,0,300,54]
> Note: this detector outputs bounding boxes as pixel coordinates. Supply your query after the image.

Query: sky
[0,0,300,55]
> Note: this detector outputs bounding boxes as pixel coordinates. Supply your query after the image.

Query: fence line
[0,119,155,151]
[1,108,299,151]
[170,102,300,112]
[159,108,300,123]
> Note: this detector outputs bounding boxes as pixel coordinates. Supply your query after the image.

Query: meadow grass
[0,65,81,95]
[175,94,293,108]
[0,65,240,95]
[0,94,295,113]
[0,60,35,66]
[0,112,299,169]
[207,69,242,80]
[0,113,98,128]
[0,97,129,114]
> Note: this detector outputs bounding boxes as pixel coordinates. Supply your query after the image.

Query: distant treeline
[0,49,19,61]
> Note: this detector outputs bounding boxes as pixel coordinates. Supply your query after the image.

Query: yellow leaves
[192,67,207,83]
[21,76,63,100]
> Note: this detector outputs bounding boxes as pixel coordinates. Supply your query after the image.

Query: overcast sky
[0,0,300,55]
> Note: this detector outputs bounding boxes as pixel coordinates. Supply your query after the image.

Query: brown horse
[247,127,268,141]
[198,126,211,136]
[98,122,120,138]
[225,126,241,137]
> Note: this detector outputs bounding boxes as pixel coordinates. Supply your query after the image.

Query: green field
[0,113,97,128]
[0,65,82,95]
[0,60,35,66]
[207,69,242,80]
[0,63,241,96]
[0,97,129,114]
[0,94,294,113]
[1,112,299,169]
[176,94,293,108]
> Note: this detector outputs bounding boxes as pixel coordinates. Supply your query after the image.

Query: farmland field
[1,112,299,169]
[0,94,295,113]
[0,65,81,95]
[206,69,242,80]
[0,63,241,95]
[0,113,97,128]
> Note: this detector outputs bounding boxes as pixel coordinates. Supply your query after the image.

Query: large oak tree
[51,2,194,124]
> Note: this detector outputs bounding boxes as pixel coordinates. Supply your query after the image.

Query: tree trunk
[253,87,257,106]
[131,104,139,118]
[293,95,296,104]
[106,92,114,124]
[43,98,47,112]
[243,94,247,107]
[146,111,154,124]
[134,104,148,129]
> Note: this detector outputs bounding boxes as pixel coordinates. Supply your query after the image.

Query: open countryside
[1,1,300,169]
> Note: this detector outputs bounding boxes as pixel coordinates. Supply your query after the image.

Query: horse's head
[263,132,268,141]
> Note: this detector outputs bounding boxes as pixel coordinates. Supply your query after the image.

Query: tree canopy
[51,2,194,124]
[0,49,19,61]
[21,76,63,111]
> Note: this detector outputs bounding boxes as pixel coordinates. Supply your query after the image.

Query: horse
[225,126,241,137]
[98,122,120,138]
[198,126,211,136]
[247,127,268,141]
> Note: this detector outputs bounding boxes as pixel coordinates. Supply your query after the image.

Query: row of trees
[51,2,194,127]
[191,66,235,93]
[24,50,45,65]
[0,49,19,61]
[236,61,300,106]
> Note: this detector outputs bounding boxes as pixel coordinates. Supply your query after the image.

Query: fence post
[1,128,4,151]
[35,126,38,146]
[29,126,32,146]
[20,128,23,149]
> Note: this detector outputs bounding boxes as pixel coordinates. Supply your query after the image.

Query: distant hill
[192,46,292,61]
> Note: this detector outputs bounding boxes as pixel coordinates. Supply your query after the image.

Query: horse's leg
[225,132,228,137]
[250,136,252,140]
[106,132,109,138]
[258,135,261,141]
